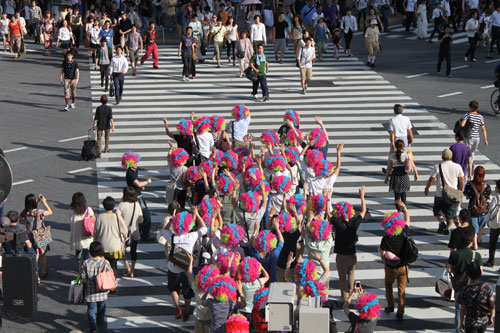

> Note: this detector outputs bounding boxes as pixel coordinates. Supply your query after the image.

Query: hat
[121,11,126,15]
[370,19,377,25]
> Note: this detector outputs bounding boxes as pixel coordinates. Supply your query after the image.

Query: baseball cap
[370,19,377,25]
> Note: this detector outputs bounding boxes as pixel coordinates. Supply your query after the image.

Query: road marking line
[4,147,28,153]
[451,65,468,70]
[58,135,88,143]
[12,179,34,186]
[481,85,495,89]
[406,72,429,78]
[486,58,500,63]
[437,91,463,98]
[68,167,93,174]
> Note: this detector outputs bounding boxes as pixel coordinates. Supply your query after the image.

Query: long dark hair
[395,139,405,164]
[71,192,88,215]
[24,194,38,211]
[123,186,138,203]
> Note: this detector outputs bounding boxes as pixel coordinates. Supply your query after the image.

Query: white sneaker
[464,57,468,62]
[70,103,75,109]
[64,105,69,111]
[250,94,256,99]
[472,58,477,62]
[183,76,189,82]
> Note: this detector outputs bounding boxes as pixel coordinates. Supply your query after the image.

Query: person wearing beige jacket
[116,186,144,278]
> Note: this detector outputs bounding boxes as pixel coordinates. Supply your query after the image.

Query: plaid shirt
[81,257,111,302]
[127,31,142,51]
[29,6,42,22]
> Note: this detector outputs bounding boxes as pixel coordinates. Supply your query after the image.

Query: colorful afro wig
[232,104,250,121]
[275,211,297,233]
[211,115,227,132]
[238,155,254,173]
[220,223,245,247]
[200,197,218,220]
[286,127,303,145]
[239,257,261,283]
[226,314,250,333]
[216,251,241,278]
[253,287,269,310]
[309,194,328,215]
[244,168,264,189]
[172,211,195,235]
[314,159,335,178]
[333,201,355,221]
[308,128,328,149]
[287,194,307,215]
[305,149,324,168]
[295,259,318,286]
[253,230,278,253]
[299,279,328,301]
[217,173,235,196]
[266,154,287,172]
[381,212,406,237]
[194,116,212,134]
[239,191,261,213]
[356,292,381,321]
[186,166,202,183]
[308,219,332,242]
[200,160,215,177]
[176,118,194,136]
[260,129,279,146]
[254,180,270,198]
[271,175,293,193]
[121,151,140,169]
[196,264,220,292]
[284,146,300,165]
[222,150,238,170]
[170,148,189,168]
[211,149,224,166]
[208,275,238,302]
[283,109,300,127]
[233,146,250,157]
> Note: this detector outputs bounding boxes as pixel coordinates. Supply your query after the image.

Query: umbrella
[242,0,262,5]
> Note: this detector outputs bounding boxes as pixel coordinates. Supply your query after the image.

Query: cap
[370,19,377,25]
[121,11,126,15]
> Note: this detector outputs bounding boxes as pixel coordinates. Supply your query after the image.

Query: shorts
[64,79,77,98]
[274,38,286,54]
[367,41,380,54]
[300,67,313,81]
[433,197,458,220]
[471,215,487,234]
[89,42,99,49]
[60,39,72,49]
[0,32,7,38]
[129,49,139,64]
[167,270,195,299]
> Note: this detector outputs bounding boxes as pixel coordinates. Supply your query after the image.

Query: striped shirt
[463,112,484,139]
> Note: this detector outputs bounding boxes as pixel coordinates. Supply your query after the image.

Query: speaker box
[3,254,37,319]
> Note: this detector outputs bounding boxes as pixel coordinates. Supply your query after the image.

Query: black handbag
[109,80,115,97]
[244,66,258,82]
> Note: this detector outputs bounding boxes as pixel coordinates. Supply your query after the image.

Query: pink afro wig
[211,115,227,132]
[121,151,141,168]
[356,292,381,321]
[226,314,250,333]
[221,223,245,247]
[284,146,300,165]
[170,148,189,168]
[176,118,194,136]
[253,287,269,310]
[381,212,406,237]
[308,128,328,149]
[200,197,218,220]
[287,194,307,215]
[286,128,303,145]
[253,230,278,253]
[276,211,297,233]
[186,166,202,183]
[217,173,235,196]
[197,264,220,292]
[211,149,224,166]
[244,168,264,189]
[333,201,355,221]
[255,180,270,198]
[305,149,324,168]
[283,109,300,127]
[239,257,261,283]
[266,154,287,172]
[233,146,250,157]
[271,175,293,193]
[232,104,250,121]
[260,129,279,146]
[295,259,318,286]
[308,194,328,215]
[314,159,335,178]
[238,155,254,173]
[299,279,328,302]
[208,275,238,302]
[200,160,214,177]
[239,191,261,213]
[172,211,195,235]
[308,219,332,242]
[195,116,212,134]
[216,251,241,278]
[222,150,238,169]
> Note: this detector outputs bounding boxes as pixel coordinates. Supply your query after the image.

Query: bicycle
[490,87,500,115]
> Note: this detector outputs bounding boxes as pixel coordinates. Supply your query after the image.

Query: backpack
[453,118,473,139]
[470,182,488,215]
[451,251,477,292]
[401,235,418,265]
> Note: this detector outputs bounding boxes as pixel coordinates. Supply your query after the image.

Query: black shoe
[385,307,394,313]
[442,227,450,235]
[370,63,376,68]
[437,222,446,234]
[396,313,404,321]
[382,167,387,175]
[484,261,494,267]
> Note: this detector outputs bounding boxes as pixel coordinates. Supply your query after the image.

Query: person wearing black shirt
[437,25,453,77]
[125,159,154,241]
[273,13,289,63]
[59,50,80,112]
[2,211,33,255]
[91,95,115,156]
[163,117,195,166]
[448,209,477,252]
[118,11,133,50]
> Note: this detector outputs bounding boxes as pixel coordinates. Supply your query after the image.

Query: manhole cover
[307,80,335,87]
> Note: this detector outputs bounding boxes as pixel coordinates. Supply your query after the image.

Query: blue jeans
[455,299,462,333]
[380,6,389,30]
[252,75,269,97]
[112,73,125,103]
[87,300,106,331]
[471,215,487,234]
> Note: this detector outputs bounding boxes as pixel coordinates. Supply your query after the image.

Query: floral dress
[22,209,50,255]
[41,17,55,48]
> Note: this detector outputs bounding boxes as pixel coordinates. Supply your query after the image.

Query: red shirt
[8,21,21,35]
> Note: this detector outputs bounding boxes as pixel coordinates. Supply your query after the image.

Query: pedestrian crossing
[88,43,499,332]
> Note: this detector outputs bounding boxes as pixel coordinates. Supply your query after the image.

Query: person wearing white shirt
[416,0,428,39]
[404,0,416,32]
[464,11,479,62]
[188,14,204,62]
[297,37,316,94]
[388,104,413,156]
[311,5,324,28]
[479,11,492,58]
[429,3,443,42]
[441,0,451,19]
[468,0,478,10]
[250,15,266,50]
[109,46,128,104]
[491,5,500,55]
[341,8,358,56]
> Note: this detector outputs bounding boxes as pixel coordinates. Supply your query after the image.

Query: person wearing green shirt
[249,44,269,102]
[209,18,226,68]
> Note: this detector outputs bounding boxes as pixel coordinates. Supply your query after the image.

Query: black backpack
[453,118,473,139]
[401,235,418,265]
[81,130,99,161]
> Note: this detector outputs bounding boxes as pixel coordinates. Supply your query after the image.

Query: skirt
[389,166,410,193]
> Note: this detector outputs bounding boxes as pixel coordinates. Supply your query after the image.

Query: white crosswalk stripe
[89,43,498,332]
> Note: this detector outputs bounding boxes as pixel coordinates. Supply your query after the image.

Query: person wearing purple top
[450,131,473,181]
[323,0,340,35]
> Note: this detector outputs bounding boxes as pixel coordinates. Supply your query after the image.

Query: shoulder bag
[167,234,190,270]
[435,269,454,300]
[244,65,258,82]
[404,150,415,174]
[96,259,117,291]
[439,163,464,205]
[82,207,95,237]
[488,196,500,229]
[32,210,53,249]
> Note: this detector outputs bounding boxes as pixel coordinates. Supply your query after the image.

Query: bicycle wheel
[490,89,500,114]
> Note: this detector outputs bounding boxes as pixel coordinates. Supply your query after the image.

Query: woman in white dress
[416,0,428,39]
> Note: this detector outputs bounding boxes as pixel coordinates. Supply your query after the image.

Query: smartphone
[355,281,361,289]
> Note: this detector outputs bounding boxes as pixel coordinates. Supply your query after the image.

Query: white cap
[370,19,377,25]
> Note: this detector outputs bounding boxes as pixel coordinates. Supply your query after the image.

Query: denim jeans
[252,75,269,97]
[455,299,462,333]
[471,215,487,234]
[87,300,106,331]
[112,73,125,103]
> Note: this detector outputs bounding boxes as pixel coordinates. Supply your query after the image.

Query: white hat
[370,19,377,25]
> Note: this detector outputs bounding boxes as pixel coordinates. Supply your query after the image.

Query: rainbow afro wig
[308,219,332,242]
[172,211,195,235]
[176,118,194,136]
[121,151,140,169]
[239,191,261,213]
[239,257,261,283]
[260,129,279,146]
[287,194,307,215]
[305,149,324,168]
[284,146,300,165]
[226,314,250,333]
[200,160,215,177]
[299,279,328,302]
[356,292,381,321]
[271,175,293,194]
[216,251,241,278]
[197,264,220,292]
[221,223,245,247]
[244,168,264,189]
[217,173,235,196]
[222,150,238,170]
[186,166,202,183]
[233,146,250,157]
[333,201,355,221]
[208,275,238,302]
[314,159,335,178]
[286,128,303,145]
[253,287,269,310]
[283,109,300,127]
[255,180,270,198]
[276,211,297,233]
[211,115,227,132]
[194,116,212,134]
[381,212,406,237]
[266,154,287,172]
[295,259,318,286]
[170,148,189,168]
[308,128,328,149]
[238,155,254,173]
[200,197,217,220]
[253,230,278,253]
[309,194,328,215]
[211,149,224,166]
[232,104,250,121]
